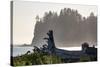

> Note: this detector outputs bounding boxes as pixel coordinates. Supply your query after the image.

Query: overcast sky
[13,1,97,45]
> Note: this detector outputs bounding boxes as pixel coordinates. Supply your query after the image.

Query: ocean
[12,46,34,57]
[12,46,81,57]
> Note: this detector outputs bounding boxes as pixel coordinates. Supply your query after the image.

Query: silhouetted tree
[35,15,40,22]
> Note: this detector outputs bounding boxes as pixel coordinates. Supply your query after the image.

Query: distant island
[13,44,32,47]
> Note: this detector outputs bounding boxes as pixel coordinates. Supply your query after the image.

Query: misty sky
[13,1,97,45]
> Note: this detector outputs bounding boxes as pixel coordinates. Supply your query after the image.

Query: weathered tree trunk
[44,30,56,54]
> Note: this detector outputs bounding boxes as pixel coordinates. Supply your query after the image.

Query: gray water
[12,46,81,57]
[12,46,33,57]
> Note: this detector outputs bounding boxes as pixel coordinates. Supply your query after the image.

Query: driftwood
[44,30,56,54]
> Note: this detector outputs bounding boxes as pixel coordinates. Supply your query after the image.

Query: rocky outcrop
[31,8,97,47]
